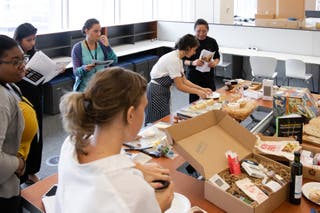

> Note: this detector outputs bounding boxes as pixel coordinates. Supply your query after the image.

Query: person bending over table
[184,18,220,103]
[72,18,117,92]
[57,67,174,213]
[145,34,212,124]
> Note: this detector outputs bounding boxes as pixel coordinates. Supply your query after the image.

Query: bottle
[289,151,303,204]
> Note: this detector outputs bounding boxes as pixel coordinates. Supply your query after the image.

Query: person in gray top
[0,35,26,212]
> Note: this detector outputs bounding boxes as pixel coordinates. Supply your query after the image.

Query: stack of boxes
[273,86,319,120]
[255,0,305,29]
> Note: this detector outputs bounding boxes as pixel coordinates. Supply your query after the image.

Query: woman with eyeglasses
[0,35,29,212]
[183,19,220,103]
[13,23,43,184]
[72,18,117,92]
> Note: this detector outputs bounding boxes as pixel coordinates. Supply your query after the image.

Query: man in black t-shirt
[184,18,220,103]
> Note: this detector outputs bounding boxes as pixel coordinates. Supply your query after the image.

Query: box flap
[166,111,257,179]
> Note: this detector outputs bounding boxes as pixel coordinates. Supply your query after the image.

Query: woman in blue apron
[145,34,212,124]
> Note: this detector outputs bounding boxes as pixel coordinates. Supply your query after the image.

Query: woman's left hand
[135,162,171,188]
[100,35,109,47]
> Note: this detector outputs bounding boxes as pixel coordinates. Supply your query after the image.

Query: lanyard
[0,82,34,108]
[84,40,97,60]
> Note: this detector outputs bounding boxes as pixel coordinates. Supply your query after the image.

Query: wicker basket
[223,99,257,121]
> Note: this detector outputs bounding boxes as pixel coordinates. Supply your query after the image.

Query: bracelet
[189,60,193,66]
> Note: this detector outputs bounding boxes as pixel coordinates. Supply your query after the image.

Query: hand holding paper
[196,49,215,72]
[24,51,70,85]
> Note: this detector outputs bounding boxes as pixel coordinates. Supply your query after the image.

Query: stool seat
[249,56,278,83]
[285,59,314,92]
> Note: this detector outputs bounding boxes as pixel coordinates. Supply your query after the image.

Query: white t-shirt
[55,136,161,213]
[150,50,183,80]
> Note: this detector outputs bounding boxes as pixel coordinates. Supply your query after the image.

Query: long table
[21,87,320,213]
[20,153,320,213]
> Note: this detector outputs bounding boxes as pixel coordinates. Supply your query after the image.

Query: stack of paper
[24,51,70,85]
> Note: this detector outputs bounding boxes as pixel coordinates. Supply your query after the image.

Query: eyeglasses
[0,55,29,67]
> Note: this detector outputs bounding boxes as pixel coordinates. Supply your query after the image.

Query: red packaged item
[226,150,241,175]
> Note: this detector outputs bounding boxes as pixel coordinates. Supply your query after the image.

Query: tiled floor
[31,77,225,182]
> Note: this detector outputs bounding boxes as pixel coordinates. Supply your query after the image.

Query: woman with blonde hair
[56,67,173,213]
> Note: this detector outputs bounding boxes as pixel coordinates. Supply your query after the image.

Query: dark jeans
[0,195,21,213]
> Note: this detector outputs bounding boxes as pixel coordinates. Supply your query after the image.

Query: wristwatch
[189,60,193,66]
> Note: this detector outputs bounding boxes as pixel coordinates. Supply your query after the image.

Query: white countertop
[113,40,320,65]
[112,40,175,57]
[54,40,320,67]
[220,47,320,65]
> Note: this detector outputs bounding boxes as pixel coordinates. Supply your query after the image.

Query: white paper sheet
[24,51,67,85]
[196,49,215,73]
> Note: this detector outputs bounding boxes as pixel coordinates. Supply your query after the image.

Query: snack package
[236,178,269,204]
[225,150,241,175]
[255,135,301,161]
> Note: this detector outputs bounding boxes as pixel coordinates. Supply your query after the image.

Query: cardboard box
[255,18,300,29]
[257,0,276,16]
[276,0,305,19]
[255,14,275,19]
[300,143,320,181]
[257,0,305,21]
[256,135,320,182]
[273,87,319,120]
[166,111,289,213]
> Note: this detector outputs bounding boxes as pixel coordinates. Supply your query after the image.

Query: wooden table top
[21,155,320,213]
[21,85,320,213]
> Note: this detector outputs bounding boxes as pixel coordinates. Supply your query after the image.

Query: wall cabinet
[36,21,157,58]
[134,21,157,42]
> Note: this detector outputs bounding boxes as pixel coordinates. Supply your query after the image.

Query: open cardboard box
[256,135,320,182]
[301,143,320,181]
[165,111,289,213]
